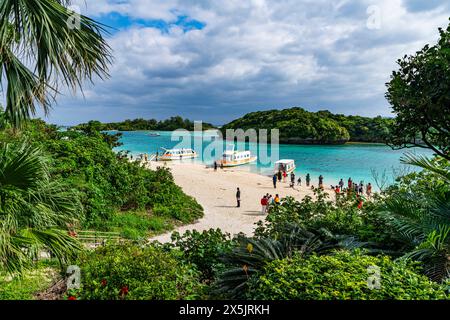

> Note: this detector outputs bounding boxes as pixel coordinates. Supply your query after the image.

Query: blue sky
[36,0,450,125]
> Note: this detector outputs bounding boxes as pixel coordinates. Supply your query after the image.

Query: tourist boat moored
[274,159,296,174]
[159,148,197,161]
[217,145,257,167]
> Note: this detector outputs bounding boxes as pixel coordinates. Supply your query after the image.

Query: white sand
[149,160,324,243]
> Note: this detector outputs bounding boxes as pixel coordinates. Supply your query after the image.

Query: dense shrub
[77,244,204,300]
[255,191,396,246]
[169,229,238,281]
[247,250,448,300]
[0,120,203,232]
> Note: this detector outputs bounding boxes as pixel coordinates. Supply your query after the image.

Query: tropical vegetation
[74,117,216,132]
[0,0,111,128]
[386,21,450,161]
[0,0,449,302]
[221,107,392,144]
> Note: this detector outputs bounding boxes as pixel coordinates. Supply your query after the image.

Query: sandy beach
[149,160,321,243]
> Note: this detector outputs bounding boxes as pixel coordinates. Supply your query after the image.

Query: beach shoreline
[148,160,331,243]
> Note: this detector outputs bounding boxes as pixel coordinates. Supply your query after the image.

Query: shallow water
[111,130,433,188]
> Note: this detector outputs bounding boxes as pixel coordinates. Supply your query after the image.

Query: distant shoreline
[109,129,387,146]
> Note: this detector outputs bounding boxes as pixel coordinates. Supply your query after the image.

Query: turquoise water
[111,130,432,188]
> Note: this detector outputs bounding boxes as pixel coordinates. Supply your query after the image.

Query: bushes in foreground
[76,244,204,300]
[0,120,204,239]
[247,250,448,300]
[169,229,238,281]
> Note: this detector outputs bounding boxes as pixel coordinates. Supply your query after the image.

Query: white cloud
[39,0,450,124]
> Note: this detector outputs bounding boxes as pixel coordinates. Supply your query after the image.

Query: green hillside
[221,107,393,144]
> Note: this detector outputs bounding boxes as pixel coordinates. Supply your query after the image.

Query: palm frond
[401,153,450,182]
[0,0,112,127]
[0,142,83,274]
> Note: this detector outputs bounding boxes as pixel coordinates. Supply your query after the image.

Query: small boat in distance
[159,148,197,161]
[148,132,160,137]
[274,159,296,174]
[217,144,257,167]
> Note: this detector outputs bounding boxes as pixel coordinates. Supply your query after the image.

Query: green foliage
[169,229,238,281]
[0,121,204,234]
[77,243,204,300]
[386,19,450,160]
[74,117,216,132]
[0,260,60,300]
[0,0,111,128]
[107,212,172,240]
[213,225,364,299]
[0,141,83,274]
[221,107,392,144]
[379,155,450,282]
[254,190,394,246]
[248,250,448,300]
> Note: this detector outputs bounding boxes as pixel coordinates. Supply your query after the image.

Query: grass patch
[0,260,60,300]
[103,211,174,240]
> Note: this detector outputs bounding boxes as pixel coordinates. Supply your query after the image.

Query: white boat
[159,148,197,161]
[148,132,160,137]
[217,145,257,167]
[274,159,296,174]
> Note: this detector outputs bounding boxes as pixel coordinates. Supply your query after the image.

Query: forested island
[221,107,393,144]
[74,108,392,145]
[74,116,216,131]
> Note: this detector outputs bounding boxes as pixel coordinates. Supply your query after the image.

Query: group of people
[332,178,372,198]
[235,172,373,213]
[273,171,315,190]
[235,188,282,214]
[129,153,149,163]
[260,193,281,214]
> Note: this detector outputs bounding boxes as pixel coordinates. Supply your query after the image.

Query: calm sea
[111,130,433,188]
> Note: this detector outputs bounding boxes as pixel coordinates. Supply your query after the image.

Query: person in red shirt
[261,196,268,214]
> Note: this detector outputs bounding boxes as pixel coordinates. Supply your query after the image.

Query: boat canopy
[274,159,295,172]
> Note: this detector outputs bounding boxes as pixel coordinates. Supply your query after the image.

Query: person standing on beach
[290,172,295,185]
[348,178,352,189]
[214,161,218,171]
[282,171,287,183]
[236,188,241,208]
[339,179,344,190]
[273,174,277,189]
[366,183,372,198]
[267,194,273,206]
[277,170,282,182]
[297,176,302,186]
[319,175,324,189]
[306,173,311,187]
[274,194,281,205]
[261,195,268,215]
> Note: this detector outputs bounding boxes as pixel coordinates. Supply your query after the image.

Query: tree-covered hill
[74,116,216,132]
[221,107,393,144]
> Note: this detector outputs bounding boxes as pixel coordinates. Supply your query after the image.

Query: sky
[33,0,450,125]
